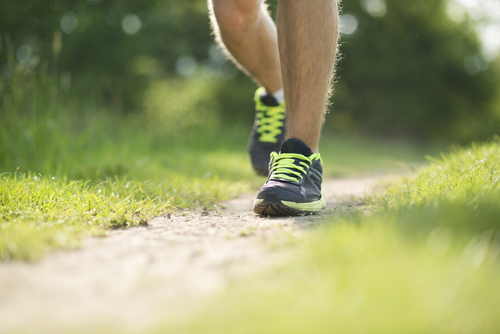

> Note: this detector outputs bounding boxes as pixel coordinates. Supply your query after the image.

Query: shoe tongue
[280,138,313,157]
[259,92,280,107]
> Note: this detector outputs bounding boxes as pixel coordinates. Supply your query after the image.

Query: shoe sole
[253,193,326,217]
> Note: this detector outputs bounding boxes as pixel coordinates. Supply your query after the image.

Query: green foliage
[383,138,500,211]
[163,220,500,334]
[158,140,500,334]
[0,174,166,260]
[332,0,500,142]
[0,62,429,261]
[0,166,252,260]
[0,0,496,265]
[0,0,215,111]
[0,64,258,261]
[143,76,220,132]
[0,61,65,173]
[2,0,498,143]
[319,134,432,176]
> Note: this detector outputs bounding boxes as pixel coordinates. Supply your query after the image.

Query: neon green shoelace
[269,152,322,183]
[254,88,285,143]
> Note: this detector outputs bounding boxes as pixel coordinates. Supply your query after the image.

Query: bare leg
[277,0,339,152]
[209,0,282,93]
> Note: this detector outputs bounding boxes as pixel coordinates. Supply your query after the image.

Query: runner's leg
[209,0,282,94]
[277,0,339,152]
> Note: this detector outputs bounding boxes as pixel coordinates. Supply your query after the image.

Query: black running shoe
[248,87,286,176]
[253,138,326,216]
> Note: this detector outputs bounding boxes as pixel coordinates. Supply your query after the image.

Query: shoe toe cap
[257,181,304,202]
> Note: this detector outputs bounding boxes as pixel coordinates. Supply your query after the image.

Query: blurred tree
[1,0,498,143]
[0,0,214,111]
[329,0,499,143]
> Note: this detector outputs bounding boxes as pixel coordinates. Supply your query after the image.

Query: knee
[211,0,261,32]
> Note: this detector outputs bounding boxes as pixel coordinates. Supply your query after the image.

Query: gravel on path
[0,176,384,334]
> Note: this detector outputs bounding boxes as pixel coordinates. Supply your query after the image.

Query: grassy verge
[0,119,255,260]
[0,67,430,261]
[320,133,435,176]
[0,128,427,261]
[0,127,428,261]
[159,140,500,333]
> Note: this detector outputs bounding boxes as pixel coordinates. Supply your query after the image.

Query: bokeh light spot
[16,45,32,63]
[208,43,226,62]
[464,55,482,75]
[122,14,142,35]
[175,56,197,77]
[340,13,359,35]
[463,232,493,271]
[131,56,161,77]
[446,3,466,23]
[361,0,387,18]
[481,25,500,62]
[427,227,451,256]
[60,12,78,34]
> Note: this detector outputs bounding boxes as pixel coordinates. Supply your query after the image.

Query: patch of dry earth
[0,176,386,334]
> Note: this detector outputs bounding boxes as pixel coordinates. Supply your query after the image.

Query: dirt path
[0,176,386,334]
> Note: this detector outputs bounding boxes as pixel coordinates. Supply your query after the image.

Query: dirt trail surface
[0,176,387,334]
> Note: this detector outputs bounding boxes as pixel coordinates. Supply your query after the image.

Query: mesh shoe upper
[254,138,325,216]
[248,87,286,176]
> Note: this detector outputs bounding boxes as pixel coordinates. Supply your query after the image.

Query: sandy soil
[0,176,387,334]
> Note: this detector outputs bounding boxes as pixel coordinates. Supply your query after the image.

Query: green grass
[0,127,426,261]
[0,122,256,260]
[0,68,429,261]
[383,141,500,211]
[320,133,434,176]
[0,68,256,260]
[5,59,500,333]
[156,140,500,334]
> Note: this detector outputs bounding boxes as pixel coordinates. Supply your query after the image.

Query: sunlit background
[2,3,500,331]
[1,0,500,175]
